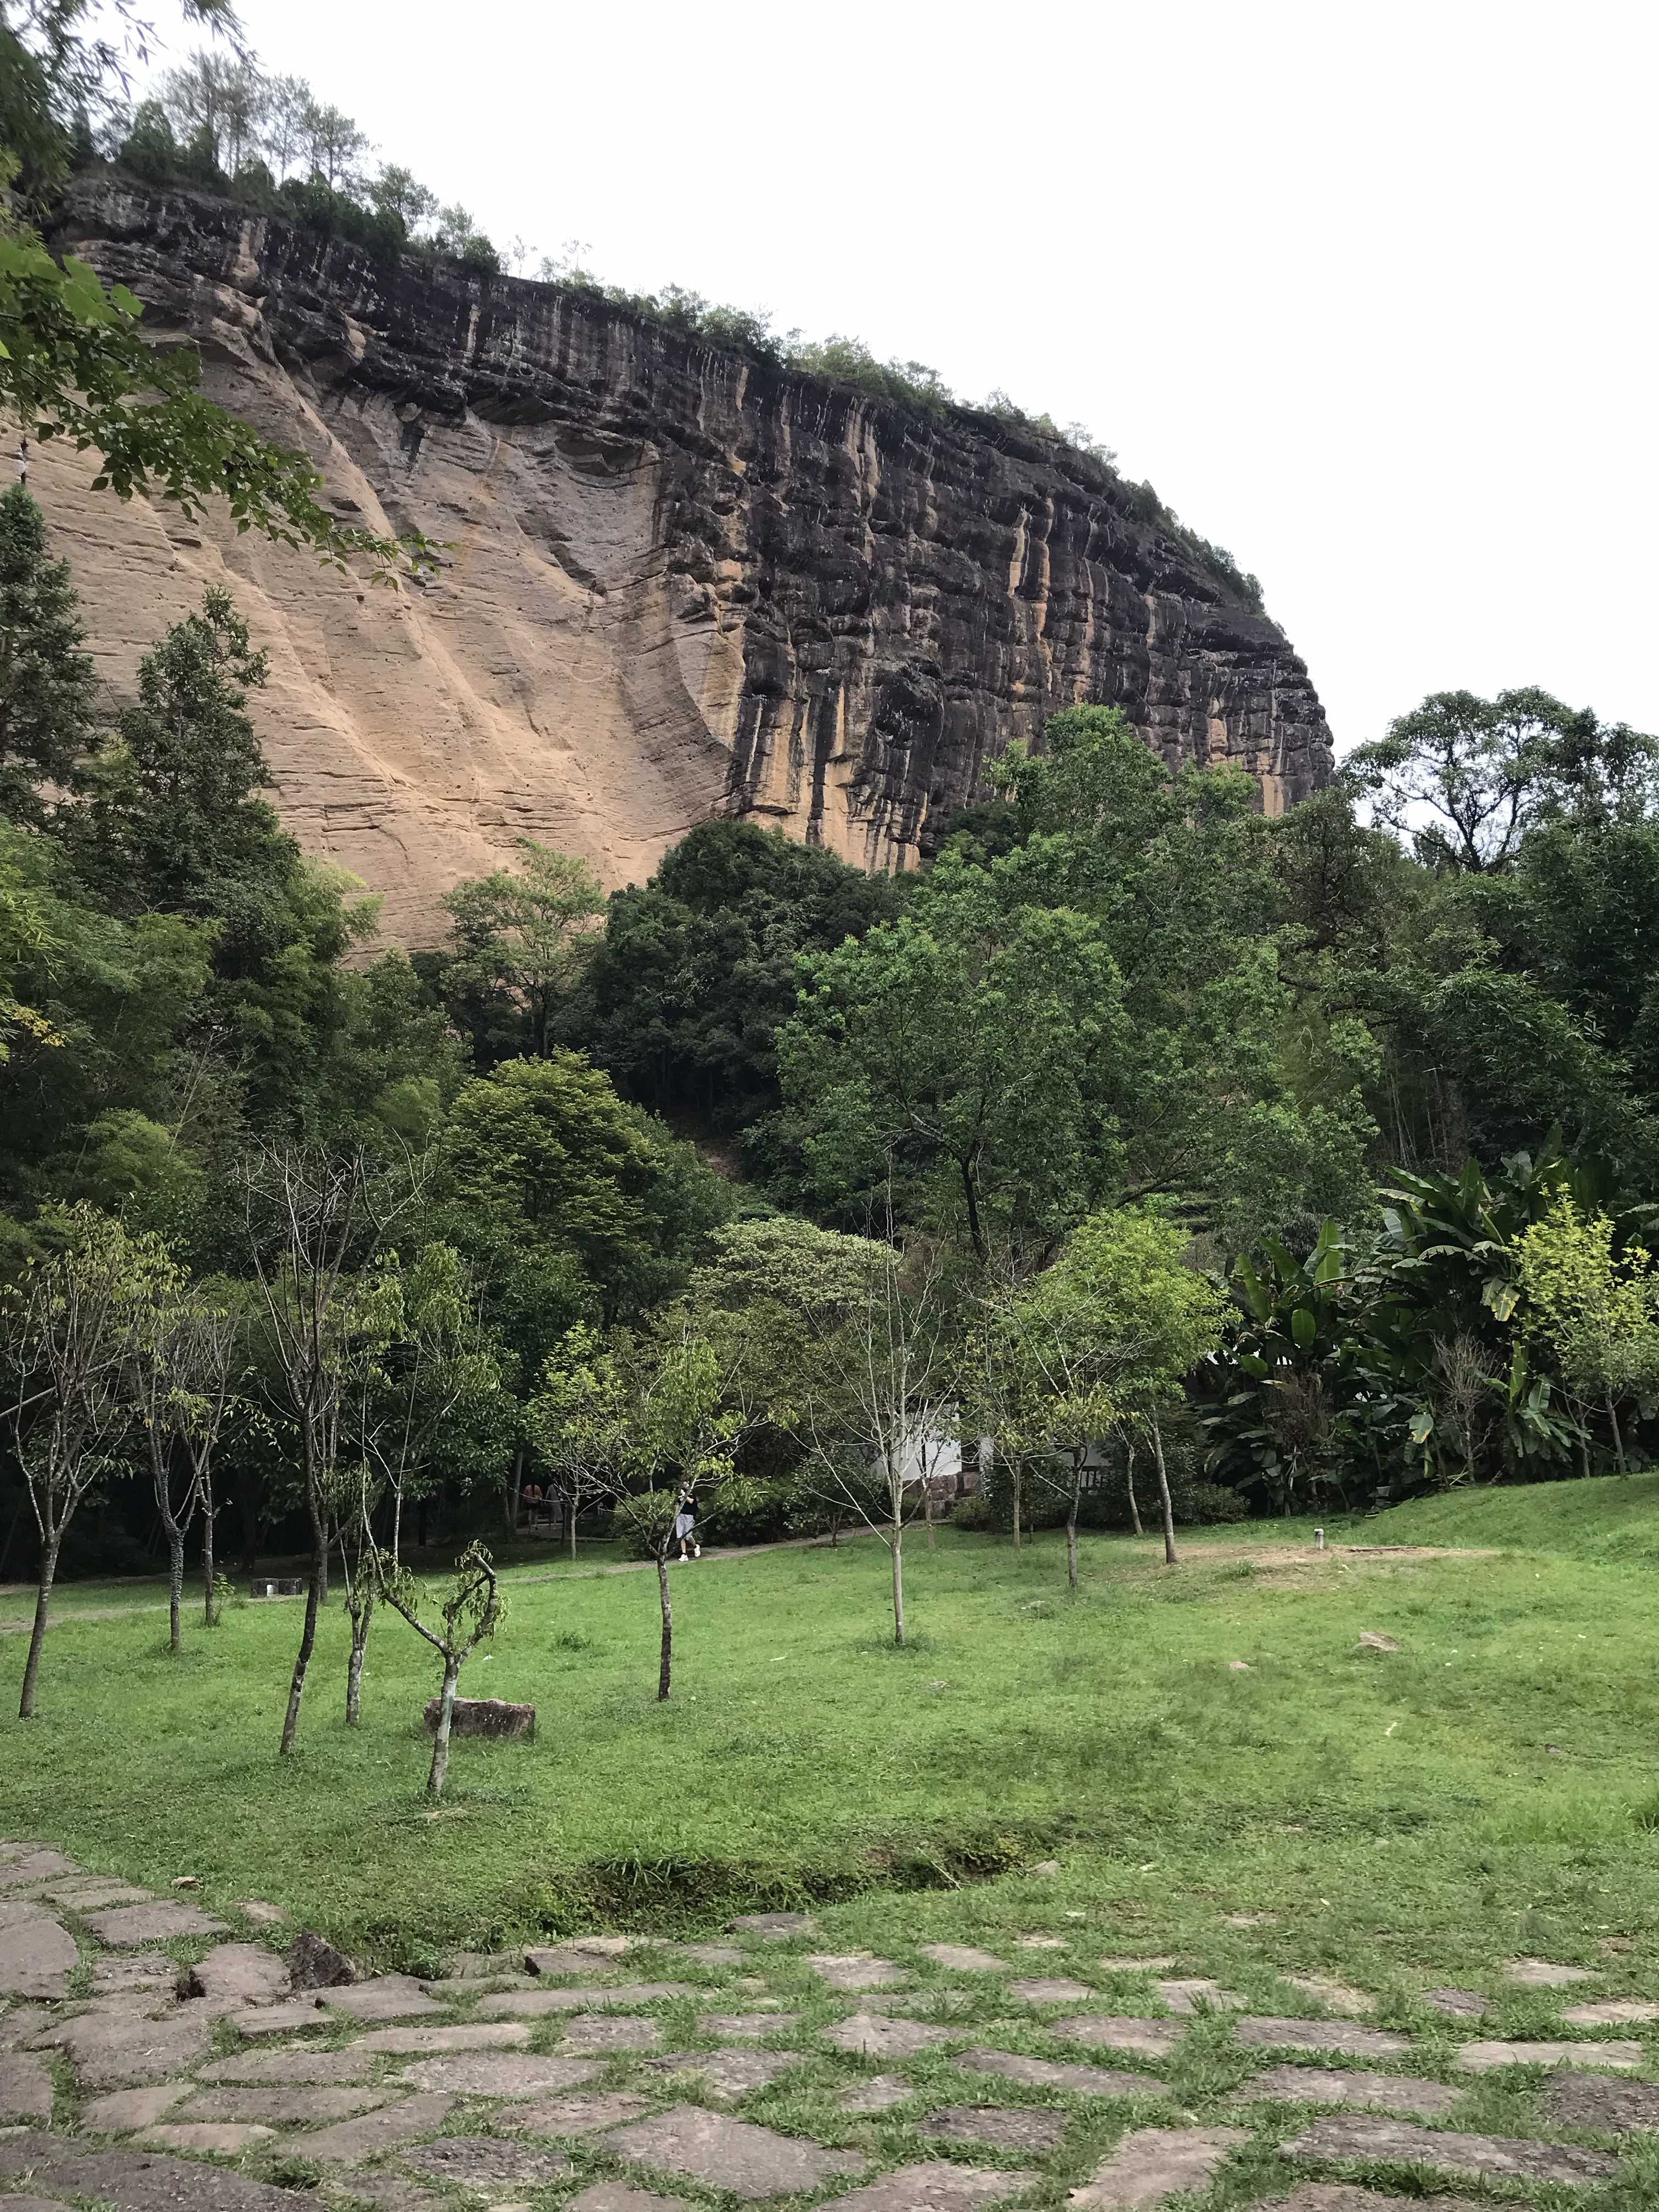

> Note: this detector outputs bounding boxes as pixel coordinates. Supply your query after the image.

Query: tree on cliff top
[0,1,424,574]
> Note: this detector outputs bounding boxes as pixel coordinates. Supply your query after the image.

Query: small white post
[1315,1526,1325,1551]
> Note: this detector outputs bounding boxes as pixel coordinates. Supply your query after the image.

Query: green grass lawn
[5,1485,1659,2016]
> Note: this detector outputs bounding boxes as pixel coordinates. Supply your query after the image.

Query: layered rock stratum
[41,175,1334,942]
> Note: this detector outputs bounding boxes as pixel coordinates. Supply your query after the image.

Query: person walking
[674,1485,701,1561]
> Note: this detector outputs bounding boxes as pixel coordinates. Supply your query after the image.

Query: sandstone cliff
[40,175,1333,943]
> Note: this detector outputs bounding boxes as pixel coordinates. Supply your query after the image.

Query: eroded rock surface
[46,176,1334,943]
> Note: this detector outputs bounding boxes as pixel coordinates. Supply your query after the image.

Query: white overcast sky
[143,0,1657,751]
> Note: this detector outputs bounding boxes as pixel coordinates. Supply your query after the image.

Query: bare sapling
[130,1275,238,1651]
[374,1540,506,1797]
[240,1143,420,1757]
[1125,1438,1143,1535]
[797,1239,957,1650]
[1150,1408,1178,1567]
[2,1206,162,1717]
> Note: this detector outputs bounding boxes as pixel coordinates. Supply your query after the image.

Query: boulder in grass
[289,1929,355,1989]
[422,1697,535,1741]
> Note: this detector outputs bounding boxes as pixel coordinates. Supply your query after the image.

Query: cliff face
[43,176,1333,941]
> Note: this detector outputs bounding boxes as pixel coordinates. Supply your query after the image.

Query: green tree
[0,484,96,824]
[2,1201,167,1717]
[373,1539,504,1798]
[1515,1193,1659,1478]
[524,1321,623,1562]
[440,840,606,1060]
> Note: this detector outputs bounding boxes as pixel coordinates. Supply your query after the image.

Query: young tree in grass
[373,1541,505,1798]
[340,1243,499,1723]
[2,1203,162,1717]
[608,1323,743,1701]
[792,1239,958,1649]
[981,1207,1227,1578]
[1515,1193,1659,1477]
[239,1143,414,1756]
[526,1321,624,1562]
[128,1263,237,1651]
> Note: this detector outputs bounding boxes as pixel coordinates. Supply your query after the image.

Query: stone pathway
[0,1832,1654,2210]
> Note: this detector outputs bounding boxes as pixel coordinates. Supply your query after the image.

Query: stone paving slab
[1282,2113,1620,2184]
[1542,2072,1659,2131]
[924,2104,1069,2153]
[174,2084,407,2125]
[1098,1956,1176,1973]
[0,1853,81,1891]
[503,2089,654,2135]
[838,2074,913,2114]
[236,1901,286,1928]
[358,2022,533,2053]
[1506,1956,1597,1986]
[667,1943,744,1969]
[137,2123,278,2155]
[1456,2038,1641,2071]
[807,1954,907,1990]
[1232,2065,1458,2117]
[697,2010,800,2040]
[31,2000,216,2087]
[605,2103,864,2200]
[1283,1976,1375,2017]
[90,1956,178,1994]
[643,2049,804,2099]
[1008,1978,1094,2005]
[824,2012,958,2058]
[400,2051,603,2095]
[321,2172,445,2212]
[1067,2125,1248,2207]
[526,1944,632,1977]
[0,1906,77,1999]
[44,1882,155,1909]
[477,1981,689,2017]
[182,1943,290,2011]
[1272,2191,1486,2212]
[1422,1988,1486,2016]
[403,2136,575,2188]
[81,2081,191,2132]
[81,1901,228,1946]
[227,2000,327,2038]
[419,1973,535,1998]
[0,2197,74,2211]
[957,2047,1149,2097]
[199,2046,378,2083]
[816,2164,1024,2212]
[725,1912,816,1939]
[1563,1998,1659,2024]
[1052,2016,1183,2058]
[1017,1936,1068,1951]
[321,1974,447,2022]
[563,2015,664,2053]
[858,1990,973,2018]
[1154,1978,1242,2015]
[1235,2018,1410,2058]
[568,2188,687,2212]
[0,2132,313,2210]
[0,2048,54,2121]
[921,1944,1008,1973]
[288,2089,456,2162]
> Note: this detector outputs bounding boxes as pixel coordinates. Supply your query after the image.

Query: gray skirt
[674,1510,696,1539]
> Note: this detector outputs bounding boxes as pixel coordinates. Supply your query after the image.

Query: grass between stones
[2,1480,1658,1999]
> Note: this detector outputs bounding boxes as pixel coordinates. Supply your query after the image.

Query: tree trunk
[167,1528,184,1653]
[280,1482,326,1756]
[1066,1492,1079,1591]
[926,1481,936,1551]
[1607,1387,1628,1478]
[1012,1460,1023,1551]
[506,1444,523,1535]
[392,1483,403,1565]
[18,1528,61,1720]
[201,1491,216,1626]
[890,1516,906,1648]
[346,1584,373,1725]
[1125,1443,1143,1536]
[568,1491,578,1561]
[1151,1412,1178,1567]
[656,1553,673,1702]
[427,1658,460,1797]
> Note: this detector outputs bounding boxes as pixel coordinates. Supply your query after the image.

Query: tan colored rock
[43,178,1334,949]
[1068,2126,1246,2206]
